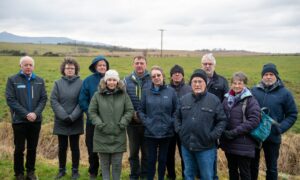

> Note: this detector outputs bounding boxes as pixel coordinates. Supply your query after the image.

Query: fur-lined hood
[98,79,126,94]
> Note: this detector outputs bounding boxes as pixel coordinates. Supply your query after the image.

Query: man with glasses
[201,53,229,180]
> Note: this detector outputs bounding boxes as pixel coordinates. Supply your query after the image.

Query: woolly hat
[261,63,279,77]
[104,69,120,82]
[170,64,184,76]
[89,55,109,73]
[190,69,207,85]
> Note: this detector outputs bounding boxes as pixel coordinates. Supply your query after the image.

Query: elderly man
[6,56,48,180]
[124,56,152,180]
[175,69,227,179]
[251,63,298,180]
[166,64,191,180]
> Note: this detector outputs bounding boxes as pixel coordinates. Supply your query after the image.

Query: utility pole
[158,29,165,58]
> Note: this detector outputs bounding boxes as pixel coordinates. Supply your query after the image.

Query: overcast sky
[0,0,299,53]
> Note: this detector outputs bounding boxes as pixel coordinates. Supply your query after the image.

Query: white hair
[201,53,216,65]
[19,56,35,66]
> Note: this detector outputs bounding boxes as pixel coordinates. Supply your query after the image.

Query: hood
[98,79,126,94]
[89,55,110,73]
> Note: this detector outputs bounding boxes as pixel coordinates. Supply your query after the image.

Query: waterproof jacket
[169,81,192,98]
[175,91,227,151]
[6,72,47,124]
[251,80,298,143]
[138,84,177,138]
[207,72,229,102]
[79,56,109,124]
[124,71,152,125]
[220,88,261,158]
[88,80,134,153]
[51,76,83,135]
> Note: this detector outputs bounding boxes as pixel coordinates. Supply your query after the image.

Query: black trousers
[166,134,184,179]
[85,123,100,176]
[225,153,252,180]
[12,123,41,176]
[57,134,80,170]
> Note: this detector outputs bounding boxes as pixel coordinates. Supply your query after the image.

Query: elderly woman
[50,58,83,179]
[138,65,177,180]
[220,72,260,180]
[88,69,134,180]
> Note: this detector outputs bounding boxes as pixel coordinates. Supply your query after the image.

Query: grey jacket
[51,76,84,135]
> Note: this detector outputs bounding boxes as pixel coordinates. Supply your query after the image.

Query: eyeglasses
[151,74,162,78]
[202,63,214,66]
[65,68,75,70]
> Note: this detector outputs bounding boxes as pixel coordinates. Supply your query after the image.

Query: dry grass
[1,122,300,178]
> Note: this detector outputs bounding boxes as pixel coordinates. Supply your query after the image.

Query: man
[6,56,47,180]
[251,63,298,180]
[175,69,227,179]
[124,56,152,180]
[201,53,229,180]
[79,55,109,180]
[166,64,191,180]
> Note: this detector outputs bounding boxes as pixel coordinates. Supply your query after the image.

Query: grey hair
[20,56,35,66]
[231,71,248,84]
[201,53,216,65]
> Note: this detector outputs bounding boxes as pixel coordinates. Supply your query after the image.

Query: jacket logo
[163,96,168,99]
[17,85,26,88]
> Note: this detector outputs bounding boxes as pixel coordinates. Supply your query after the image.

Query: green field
[1,55,299,132]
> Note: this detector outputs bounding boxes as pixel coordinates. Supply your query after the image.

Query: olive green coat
[88,79,134,153]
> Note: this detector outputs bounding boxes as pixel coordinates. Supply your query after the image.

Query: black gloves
[224,130,238,140]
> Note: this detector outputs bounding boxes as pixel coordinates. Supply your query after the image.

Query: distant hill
[0,31,109,46]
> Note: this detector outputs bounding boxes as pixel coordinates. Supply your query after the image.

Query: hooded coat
[88,79,134,153]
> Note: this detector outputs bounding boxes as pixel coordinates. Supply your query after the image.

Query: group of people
[5,54,298,180]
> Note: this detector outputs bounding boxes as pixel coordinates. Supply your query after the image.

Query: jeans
[57,134,80,170]
[146,137,171,180]
[251,141,280,180]
[225,153,252,180]
[86,123,100,176]
[127,125,148,179]
[12,123,41,176]
[99,152,123,180]
[181,145,215,180]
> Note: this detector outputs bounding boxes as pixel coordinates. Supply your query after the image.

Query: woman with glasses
[138,65,178,180]
[51,57,83,179]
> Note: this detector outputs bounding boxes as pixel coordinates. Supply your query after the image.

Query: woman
[138,65,177,180]
[51,58,83,179]
[220,72,260,180]
[88,69,134,180]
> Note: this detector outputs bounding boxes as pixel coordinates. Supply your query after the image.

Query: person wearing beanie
[201,53,229,180]
[89,69,134,180]
[251,63,298,180]
[166,64,191,180]
[138,65,178,180]
[175,69,227,180]
[124,56,152,180]
[79,55,110,179]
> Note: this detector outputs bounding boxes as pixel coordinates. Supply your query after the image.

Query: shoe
[89,174,97,180]
[71,170,80,180]
[26,171,37,180]
[15,174,25,180]
[55,171,66,179]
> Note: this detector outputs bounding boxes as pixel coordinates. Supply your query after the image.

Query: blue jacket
[79,56,109,124]
[251,80,298,143]
[175,91,227,151]
[169,81,192,99]
[220,88,261,158]
[138,84,177,138]
[6,72,48,124]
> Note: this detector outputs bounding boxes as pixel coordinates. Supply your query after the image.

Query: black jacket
[207,72,229,102]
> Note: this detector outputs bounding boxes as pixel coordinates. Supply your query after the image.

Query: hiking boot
[55,170,66,179]
[26,171,37,180]
[15,174,25,180]
[71,170,80,180]
[89,174,97,180]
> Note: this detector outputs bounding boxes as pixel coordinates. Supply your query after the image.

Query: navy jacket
[220,89,261,158]
[138,84,177,138]
[175,91,227,151]
[6,72,47,124]
[251,80,298,143]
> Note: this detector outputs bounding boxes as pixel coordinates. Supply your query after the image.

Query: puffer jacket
[175,91,227,151]
[138,84,177,138]
[251,79,298,143]
[220,88,261,158]
[88,80,134,153]
[51,76,83,135]
[6,71,47,124]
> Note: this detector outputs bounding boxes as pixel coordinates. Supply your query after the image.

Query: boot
[15,174,25,180]
[71,169,80,180]
[55,168,66,179]
[26,171,37,180]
